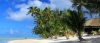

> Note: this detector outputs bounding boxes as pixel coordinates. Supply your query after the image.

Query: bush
[92,31,98,35]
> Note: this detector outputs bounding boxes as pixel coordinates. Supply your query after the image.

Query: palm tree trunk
[64,31,69,39]
[50,33,53,39]
[55,34,58,39]
[77,5,86,42]
[90,13,92,18]
[43,34,47,39]
[44,34,47,39]
[77,31,85,42]
[44,36,47,39]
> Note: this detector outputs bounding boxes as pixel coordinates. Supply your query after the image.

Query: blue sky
[0,0,73,37]
[0,0,97,37]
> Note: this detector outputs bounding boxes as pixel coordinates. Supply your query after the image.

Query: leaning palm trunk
[44,34,47,39]
[55,34,58,39]
[50,33,53,39]
[64,31,69,39]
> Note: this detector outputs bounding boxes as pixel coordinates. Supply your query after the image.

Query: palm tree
[64,9,86,41]
[43,7,55,39]
[71,0,100,18]
[27,6,59,39]
[27,7,48,38]
[84,0,100,18]
[70,0,97,41]
[51,9,62,39]
[61,9,71,39]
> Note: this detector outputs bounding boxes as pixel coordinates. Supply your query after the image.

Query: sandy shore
[8,35,100,43]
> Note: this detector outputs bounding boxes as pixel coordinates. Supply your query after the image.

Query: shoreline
[8,35,100,43]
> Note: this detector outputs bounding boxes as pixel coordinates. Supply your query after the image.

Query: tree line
[27,0,100,42]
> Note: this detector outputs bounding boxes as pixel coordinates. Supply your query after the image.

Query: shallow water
[0,36,39,43]
[0,37,23,43]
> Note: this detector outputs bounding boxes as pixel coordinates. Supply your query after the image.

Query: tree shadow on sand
[52,36,100,43]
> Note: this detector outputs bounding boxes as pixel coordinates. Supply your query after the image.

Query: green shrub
[92,31,98,35]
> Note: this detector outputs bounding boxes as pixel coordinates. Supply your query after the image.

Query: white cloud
[10,29,21,34]
[50,0,72,10]
[7,0,72,21]
[25,25,34,29]
[10,29,14,34]
[6,7,32,21]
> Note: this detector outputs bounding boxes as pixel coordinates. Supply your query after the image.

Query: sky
[0,0,96,37]
[0,0,73,37]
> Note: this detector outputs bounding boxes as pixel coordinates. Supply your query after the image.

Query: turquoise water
[0,36,39,43]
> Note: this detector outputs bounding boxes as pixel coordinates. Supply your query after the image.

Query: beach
[8,35,100,43]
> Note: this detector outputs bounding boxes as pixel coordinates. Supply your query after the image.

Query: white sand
[8,35,100,43]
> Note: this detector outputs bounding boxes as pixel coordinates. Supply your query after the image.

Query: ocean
[0,36,39,43]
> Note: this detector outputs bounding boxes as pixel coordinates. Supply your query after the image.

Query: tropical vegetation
[26,0,100,42]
